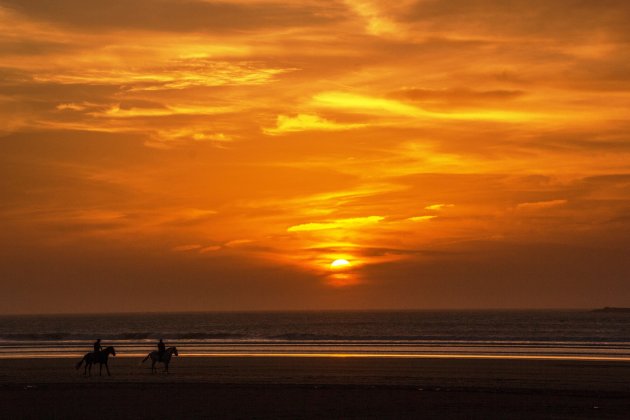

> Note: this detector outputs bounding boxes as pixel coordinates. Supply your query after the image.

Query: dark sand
[1,356,630,419]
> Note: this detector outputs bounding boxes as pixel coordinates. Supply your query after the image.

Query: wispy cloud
[312,91,541,122]
[408,215,437,222]
[288,216,384,232]
[344,0,401,37]
[225,239,255,247]
[94,104,235,118]
[425,203,454,211]
[33,60,291,90]
[516,199,568,211]
[264,114,366,135]
[172,244,203,252]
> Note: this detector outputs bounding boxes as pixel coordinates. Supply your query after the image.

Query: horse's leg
[165,362,169,374]
[151,360,156,373]
[99,363,103,376]
[105,362,111,376]
[87,363,92,377]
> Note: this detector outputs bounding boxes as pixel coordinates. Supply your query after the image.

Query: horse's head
[106,346,116,356]
[172,347,178,356]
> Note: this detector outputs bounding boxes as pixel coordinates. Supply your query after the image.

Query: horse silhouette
[142,346,178,373]
[76,346,116,376]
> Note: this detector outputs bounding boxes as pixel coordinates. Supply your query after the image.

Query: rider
[93,339,102,357]
[157,338,166,362]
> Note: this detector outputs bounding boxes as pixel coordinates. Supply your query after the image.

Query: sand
[1,356,630,419]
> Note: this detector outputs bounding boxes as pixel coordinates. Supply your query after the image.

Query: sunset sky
[2,0,630,313]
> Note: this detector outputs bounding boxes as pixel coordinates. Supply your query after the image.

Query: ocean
[1,310,629,360]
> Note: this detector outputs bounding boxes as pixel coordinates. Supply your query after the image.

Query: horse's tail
[142,353,150,363]
[76,355,85,369]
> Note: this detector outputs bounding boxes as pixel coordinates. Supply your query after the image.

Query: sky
[1,0,630,314]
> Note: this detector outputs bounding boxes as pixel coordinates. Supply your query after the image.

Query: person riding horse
[93,339,102,357]
[143,345,178,373]
[77,342,116,376]
[157,339,166,362]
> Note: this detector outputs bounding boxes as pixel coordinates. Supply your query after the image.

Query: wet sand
[1,356,630,419]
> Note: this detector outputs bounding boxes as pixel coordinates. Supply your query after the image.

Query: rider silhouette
[157,339,166,361]
[93,339,102,357]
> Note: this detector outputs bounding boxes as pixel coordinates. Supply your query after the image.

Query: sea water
[1,310,629,359]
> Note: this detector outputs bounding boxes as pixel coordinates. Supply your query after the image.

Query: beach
[2,356,629,419]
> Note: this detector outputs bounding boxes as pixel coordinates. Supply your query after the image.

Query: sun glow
[331,259,351,269]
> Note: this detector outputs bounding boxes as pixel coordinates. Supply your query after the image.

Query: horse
[76,346,116,377]
[142,346,178,373]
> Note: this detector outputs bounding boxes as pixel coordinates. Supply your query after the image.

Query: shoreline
[2,352,630,362]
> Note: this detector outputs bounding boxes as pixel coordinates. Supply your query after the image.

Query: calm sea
[1,310,629,360]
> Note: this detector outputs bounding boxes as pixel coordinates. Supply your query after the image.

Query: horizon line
[0,307,618,317]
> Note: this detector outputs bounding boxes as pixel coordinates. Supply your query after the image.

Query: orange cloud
[425,204,454,211]
[408,216,436,222]
[172,244,203,252]
[287,216,384,232]
[516,200,568,211]
[264,114,366,135]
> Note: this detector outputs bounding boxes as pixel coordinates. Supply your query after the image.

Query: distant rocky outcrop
[592,307,630,313]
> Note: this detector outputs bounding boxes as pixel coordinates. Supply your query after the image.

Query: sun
[330,259,351,269]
